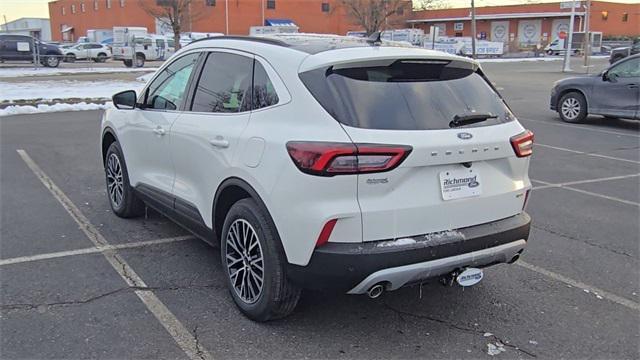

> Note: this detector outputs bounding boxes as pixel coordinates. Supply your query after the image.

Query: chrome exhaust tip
[367,284,385,299]
[508,253,521,264]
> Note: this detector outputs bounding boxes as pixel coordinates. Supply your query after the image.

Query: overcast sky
[1,0,639,23]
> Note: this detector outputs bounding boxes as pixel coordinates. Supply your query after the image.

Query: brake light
[286,142,412,176]
[510,130,534,158]
[316,219,338,248]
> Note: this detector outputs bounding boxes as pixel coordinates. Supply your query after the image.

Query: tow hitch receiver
[456,268,484,287]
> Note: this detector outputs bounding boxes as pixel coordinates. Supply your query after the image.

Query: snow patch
[0,67,158,78]
[376,238,417,248]
[483,332,493,337]
[1,80,145,102]
[529,340,538,345]
[487,343,506,356]
[424,230,465,241]
[136,72,155,83]
[0,102,114,117]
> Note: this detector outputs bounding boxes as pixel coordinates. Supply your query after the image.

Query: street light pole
[563,0,576,72]
[471,0,477,59]
[583,0,591,70]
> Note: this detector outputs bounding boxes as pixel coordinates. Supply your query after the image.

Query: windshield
[300,60,515,130]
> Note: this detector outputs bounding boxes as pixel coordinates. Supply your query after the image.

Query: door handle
[209,137,229,148]
[153,127,166,136]
[628,84,639,89]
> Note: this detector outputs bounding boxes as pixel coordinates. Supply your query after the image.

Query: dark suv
[0,34,63,67]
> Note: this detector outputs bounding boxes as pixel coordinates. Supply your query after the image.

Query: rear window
[300,59,515,130]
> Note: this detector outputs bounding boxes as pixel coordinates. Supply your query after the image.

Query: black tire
[558,92,587,123]
[135,53,145,68]
[44,55,60,67]
[123,59,133,67]
[66,54,75,63]
[104,142,145,218]
[96,53,107,63]
[546,49,554,55]
[221,198,301,321]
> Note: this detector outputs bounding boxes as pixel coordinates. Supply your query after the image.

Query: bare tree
[340,0,444,35]
[139,0,202,50]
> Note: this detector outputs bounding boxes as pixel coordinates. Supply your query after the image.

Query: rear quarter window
[300,59,515,130]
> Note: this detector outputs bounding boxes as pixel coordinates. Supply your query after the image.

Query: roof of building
[408,12,586,23]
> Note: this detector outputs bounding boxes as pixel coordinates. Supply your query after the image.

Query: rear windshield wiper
[449,113,497,128]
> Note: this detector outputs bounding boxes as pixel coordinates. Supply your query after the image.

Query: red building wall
[48,0,367,42]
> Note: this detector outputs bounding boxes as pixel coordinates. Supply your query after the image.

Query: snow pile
[0,102,114,117]
[0,67,158,78]
[487,342,506,356]
[1,80,145,102]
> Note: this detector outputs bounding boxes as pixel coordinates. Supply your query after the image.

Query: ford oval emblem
[457,132,473,140]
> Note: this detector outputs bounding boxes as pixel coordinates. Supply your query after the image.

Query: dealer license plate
[439,168,482,201]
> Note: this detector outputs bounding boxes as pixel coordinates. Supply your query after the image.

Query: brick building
[48,0,638,45]
[409,1,639,50]
[47,0,373,42]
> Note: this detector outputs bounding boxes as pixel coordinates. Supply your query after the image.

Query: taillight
[510,130,534,158]
[286,142,412,176]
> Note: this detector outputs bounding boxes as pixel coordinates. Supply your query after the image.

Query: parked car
[0,34,62,67]
[101,35,533,321]
[609,38,640,64]
[63,42,112,62]
[551,54,640,123]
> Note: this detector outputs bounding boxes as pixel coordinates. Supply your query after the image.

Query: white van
[112,27,174,67]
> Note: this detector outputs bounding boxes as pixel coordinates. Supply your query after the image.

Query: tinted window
[145,52,199,110]
[610,57,640,78]
[191,52,253,113]
[300,60,514,130]
[253,61,279,109]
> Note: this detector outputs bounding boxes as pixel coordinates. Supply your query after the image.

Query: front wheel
[221,198,301,321]
[135,54,145,68]
[104,142,145,218]
[123,59,133,67]
[96,53,107,63]
[558,92,587,123]
[65,54,75,63]
[45,55,60,67]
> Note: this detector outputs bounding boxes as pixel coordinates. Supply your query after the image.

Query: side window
[145,52,199,110]
[609,58,640,79]
[253,61,279,109]
[191,52,253,113]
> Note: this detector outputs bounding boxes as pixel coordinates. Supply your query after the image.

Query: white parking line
[535,143,640,164]
[532,178,639,206]
[520,117,640,138]
[516,261,640,312]
[0,235,194,266]
[532,173,640,190]
[16,149,213,360]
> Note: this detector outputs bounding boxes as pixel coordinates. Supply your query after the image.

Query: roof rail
[184,35,290,48]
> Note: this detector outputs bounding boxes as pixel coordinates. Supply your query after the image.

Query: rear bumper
[286,212,531,293]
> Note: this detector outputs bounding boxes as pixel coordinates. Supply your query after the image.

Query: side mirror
[112,90,137,110]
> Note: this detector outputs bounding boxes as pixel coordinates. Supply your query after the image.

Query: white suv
[101,35,533,321]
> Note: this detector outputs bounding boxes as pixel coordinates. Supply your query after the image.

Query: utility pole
[563,0,576,72]
[2,15,9,32]
[261,0,265,26]
[471,0,477,59]
[583,0,591,70]
[225,0,229,35]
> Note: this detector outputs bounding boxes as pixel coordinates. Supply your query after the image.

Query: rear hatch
[300,54,532,241]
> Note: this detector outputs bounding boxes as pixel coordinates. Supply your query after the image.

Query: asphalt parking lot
[1,58,639,359]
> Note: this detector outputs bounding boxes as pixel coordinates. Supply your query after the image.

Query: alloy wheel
[106,153,124,208]
[225,219,264,304]
[561,97,580,120]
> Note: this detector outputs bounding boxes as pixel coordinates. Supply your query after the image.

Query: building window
[81,3,85,12]
[396,6,404,15]
[71,4,76,13]
[62,6,66,15]
[321,2,329,12]
[94,0,98,10]
[267,0,275,10]
[120,0,125,7]
[106,0,111,9]
[622,12,628,22]
[205,0,216,6]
